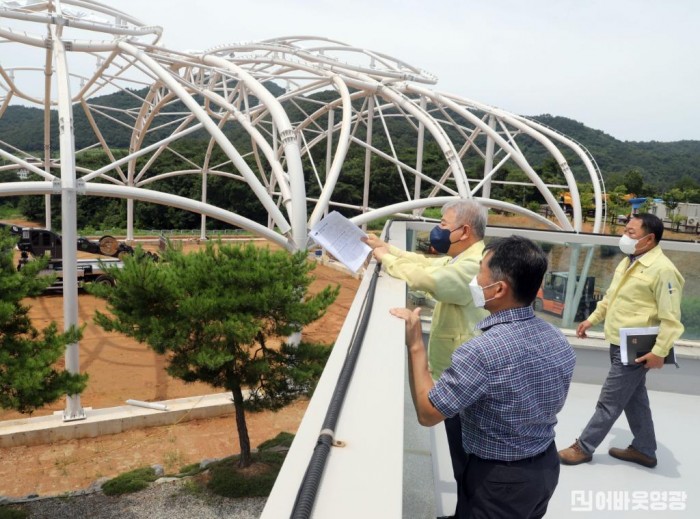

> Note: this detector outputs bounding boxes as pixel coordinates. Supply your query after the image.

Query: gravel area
[8,479,267,519]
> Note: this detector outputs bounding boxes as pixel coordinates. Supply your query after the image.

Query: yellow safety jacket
[381,241,488,379]
[587,245,684,357]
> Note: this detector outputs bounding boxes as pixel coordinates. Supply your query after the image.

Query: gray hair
[441,199,487,238]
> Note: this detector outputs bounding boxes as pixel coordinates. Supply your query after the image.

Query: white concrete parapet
[0,392,236,448]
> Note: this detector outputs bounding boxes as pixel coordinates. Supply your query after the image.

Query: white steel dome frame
[0,0,606,420]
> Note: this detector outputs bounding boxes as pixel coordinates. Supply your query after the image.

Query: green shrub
[0,506,28,519]
[207,451,286,498]
[527,201,541,213]
[101,467,158,496]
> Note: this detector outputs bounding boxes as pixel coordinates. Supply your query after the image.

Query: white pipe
[126,399,168,411]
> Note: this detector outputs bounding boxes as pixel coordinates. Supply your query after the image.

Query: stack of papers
[308,211,372,273]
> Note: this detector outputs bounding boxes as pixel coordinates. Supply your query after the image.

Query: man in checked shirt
[392,235,576,519]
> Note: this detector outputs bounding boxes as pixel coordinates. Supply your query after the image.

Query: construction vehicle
[559,191,635,218]
[533,271,602,321]
[1,223,154,290]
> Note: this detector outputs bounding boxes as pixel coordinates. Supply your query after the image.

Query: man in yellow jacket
[559,213,684,468]
[364,199,488,518]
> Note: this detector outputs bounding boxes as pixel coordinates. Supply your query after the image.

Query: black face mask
[430,225,459,254]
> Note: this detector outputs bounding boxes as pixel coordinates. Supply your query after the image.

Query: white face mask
[469,276,499,308]
[618,234,646,255]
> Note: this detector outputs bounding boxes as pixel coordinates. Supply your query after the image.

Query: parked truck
[1,223,153,290]
[533,271,602,322]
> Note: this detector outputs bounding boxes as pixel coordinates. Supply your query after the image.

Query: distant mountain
[0,90,697,190]
[528,115,700,186]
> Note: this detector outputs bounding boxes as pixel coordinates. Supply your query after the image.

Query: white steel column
[43,44,53,230]
[362,96,375,227]
[413,95,426,216]
[126,198,134,243]
[482,115,496,200]
[51,24,85,421]
[200,167,208,240]
[325,108,335,205]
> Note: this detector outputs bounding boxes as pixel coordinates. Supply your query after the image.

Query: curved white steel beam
[511,114,605,233]
[406,84,574,231]
[349,196,560,231]
[307,75,353,228]
[438,92,603,233]
[117,41,292,237]
[194,83,295,215]
[199,53,308,248]
[0,181,291,250]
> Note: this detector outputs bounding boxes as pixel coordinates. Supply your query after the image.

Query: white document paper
[619,326,659,365]
[308,211,372,273]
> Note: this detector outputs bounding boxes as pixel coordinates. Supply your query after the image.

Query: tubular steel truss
[0,1,605,419]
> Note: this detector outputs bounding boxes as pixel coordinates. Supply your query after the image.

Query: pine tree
[0,229,87,414]
[89,242,339,467]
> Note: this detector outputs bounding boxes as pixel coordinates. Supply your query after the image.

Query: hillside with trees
[1,89,699,230]
[528,115,700,189]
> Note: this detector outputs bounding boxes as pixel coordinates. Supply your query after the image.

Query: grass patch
[0,204,22,220]
[179,462,202,476]
[257,431,295,451]
[179,477,207,497]
[205,432,294,498]
[101,466,158,496]
[95,432,295,499]
[0,506,28,519]
[207,450,286,498]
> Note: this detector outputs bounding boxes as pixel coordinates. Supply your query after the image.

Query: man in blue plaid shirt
[392,236,576,518]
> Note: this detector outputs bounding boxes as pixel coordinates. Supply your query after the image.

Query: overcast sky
[108,1,700,142]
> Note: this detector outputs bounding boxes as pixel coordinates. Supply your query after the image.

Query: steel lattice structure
[0,0,605,419]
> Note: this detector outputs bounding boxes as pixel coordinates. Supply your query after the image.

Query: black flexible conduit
[290,222,392,519]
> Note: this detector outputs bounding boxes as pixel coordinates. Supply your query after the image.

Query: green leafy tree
[638,197,656,214]
[670,213,686,232]
[663,187,686,219]
[88,242,339,467]
[623,169,645,196]
[0,229,87,414]
[606,185,630,232]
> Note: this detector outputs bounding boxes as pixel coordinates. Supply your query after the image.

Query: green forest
[0,87,699,231]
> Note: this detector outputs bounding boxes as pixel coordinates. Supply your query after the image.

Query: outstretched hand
[362,234,388,250]
[390,307,423,349]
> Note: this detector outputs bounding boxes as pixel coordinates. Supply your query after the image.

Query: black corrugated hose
[290,223,391,518]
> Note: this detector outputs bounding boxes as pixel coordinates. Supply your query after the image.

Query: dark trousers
[459,441,560,519]
[444,414,468,516]
[578,345,656,458]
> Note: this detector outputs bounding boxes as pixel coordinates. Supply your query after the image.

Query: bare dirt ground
[0,226,360,499]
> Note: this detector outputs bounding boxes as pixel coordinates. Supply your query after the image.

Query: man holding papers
[559,213,684,468]
[391,236,575,518]
[363,199,488,518]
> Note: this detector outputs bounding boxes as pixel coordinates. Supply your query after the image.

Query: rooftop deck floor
[552,381,696,517]
[412,379,698,518]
